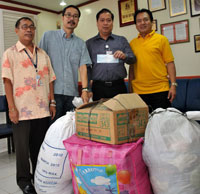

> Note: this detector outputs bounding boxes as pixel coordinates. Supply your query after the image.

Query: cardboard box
[76,93,148,144]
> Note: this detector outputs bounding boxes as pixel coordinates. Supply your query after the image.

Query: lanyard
[24,48,38,72]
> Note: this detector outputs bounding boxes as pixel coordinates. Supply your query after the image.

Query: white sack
[143,108,200,194]
[72,96,93,108]
[34,112,76,194]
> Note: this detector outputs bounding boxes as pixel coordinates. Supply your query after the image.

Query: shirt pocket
[70,51,81,66]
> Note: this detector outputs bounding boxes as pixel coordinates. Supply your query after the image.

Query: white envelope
[97,54,119,63]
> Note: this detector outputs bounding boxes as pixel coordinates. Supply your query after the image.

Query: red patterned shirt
[1,41,56,120]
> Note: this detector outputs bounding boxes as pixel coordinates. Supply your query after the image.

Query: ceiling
[4,0,95,13]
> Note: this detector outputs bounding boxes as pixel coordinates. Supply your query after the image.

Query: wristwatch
[171,82,178,87]
[82,87,89,92]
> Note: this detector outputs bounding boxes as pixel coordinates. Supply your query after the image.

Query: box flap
[76,99,109,110]
[103,93,148,111]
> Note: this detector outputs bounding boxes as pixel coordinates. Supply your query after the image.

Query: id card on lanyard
[24,48,42,86]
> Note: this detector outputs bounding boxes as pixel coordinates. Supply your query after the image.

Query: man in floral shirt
[1,17,56,194]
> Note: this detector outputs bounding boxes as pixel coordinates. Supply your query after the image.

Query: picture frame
[152,19,158,31]
[160,20,189,44]
[147,0,166,12]
[118,0,138,27]
[190,0,200,17]
[169,0,187,17]
[56,21,61,29]
[194,34,200,52]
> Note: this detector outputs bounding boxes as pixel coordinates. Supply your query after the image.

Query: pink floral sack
[63,134,152,194]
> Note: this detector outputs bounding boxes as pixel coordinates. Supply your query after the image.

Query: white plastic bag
[143,108,200,194]
[34,112,76,194]
[72,96,93,108]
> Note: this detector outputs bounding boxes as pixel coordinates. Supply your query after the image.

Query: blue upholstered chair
[171,79,189,112]
[0,95,15,154]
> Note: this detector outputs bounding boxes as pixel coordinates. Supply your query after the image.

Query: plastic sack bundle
[143,108,200,194]
[34,112,76,194]
[63,134,153,194]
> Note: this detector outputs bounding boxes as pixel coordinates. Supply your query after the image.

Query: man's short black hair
[62,5,81,17]
[96,8,114,21]
[15,17,34,28]
[134,9,153,23]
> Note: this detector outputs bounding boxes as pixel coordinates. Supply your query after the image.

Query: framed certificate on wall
[194,34,200,52]
[190,0,200,17]
[169,0,187,17]
[147,0,166,12]
[118,0,138,27]
[152,19,158,31]
[161,20,189,44]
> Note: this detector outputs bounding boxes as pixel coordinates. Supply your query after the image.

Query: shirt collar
[95,33,114,40]
[61,28,74,38]
[16,40,38,52]
[138,30,155,39]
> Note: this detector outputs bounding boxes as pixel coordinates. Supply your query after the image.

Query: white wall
[36,12,60,43]
[75,0,200,77]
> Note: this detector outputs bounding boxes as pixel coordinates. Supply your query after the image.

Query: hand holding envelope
[113,50,126,60]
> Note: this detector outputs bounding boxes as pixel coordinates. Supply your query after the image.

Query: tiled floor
[0,152,22,194]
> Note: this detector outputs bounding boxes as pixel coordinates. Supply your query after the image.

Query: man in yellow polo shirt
[129,9,177,112]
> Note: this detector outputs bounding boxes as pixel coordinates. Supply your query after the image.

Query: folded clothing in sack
[63,134,153,194]
[143,108,200,194]
[34,112,76,194]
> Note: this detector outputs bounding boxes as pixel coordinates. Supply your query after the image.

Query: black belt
[93,79,124,87]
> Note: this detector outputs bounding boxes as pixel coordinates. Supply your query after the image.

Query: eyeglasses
[64,13,79,19]
[20,25,36,30]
